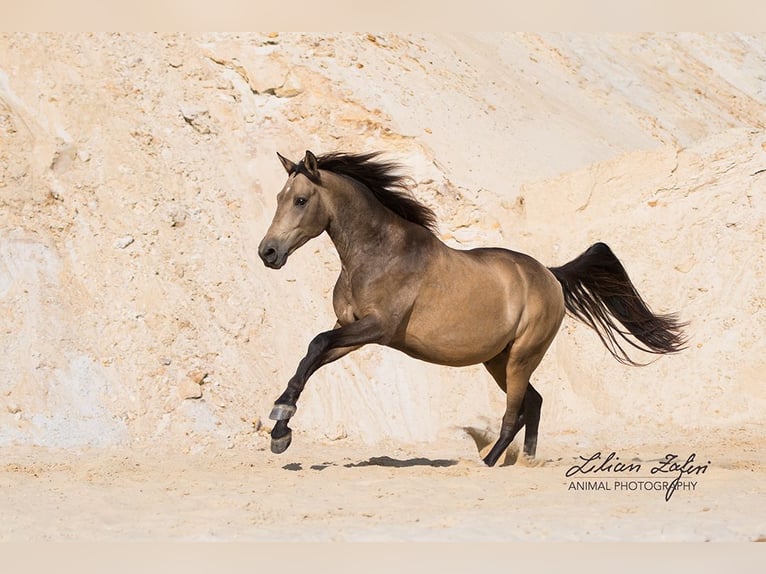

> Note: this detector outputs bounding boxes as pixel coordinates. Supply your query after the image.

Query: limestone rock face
[0,33,763,452]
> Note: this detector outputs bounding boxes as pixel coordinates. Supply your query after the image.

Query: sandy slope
[0,33,764,541]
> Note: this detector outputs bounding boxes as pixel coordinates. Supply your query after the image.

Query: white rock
[114,235,135,249]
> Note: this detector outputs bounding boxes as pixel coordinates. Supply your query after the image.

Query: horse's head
[258,150,331,269]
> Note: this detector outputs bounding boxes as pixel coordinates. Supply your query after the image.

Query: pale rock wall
[0,33,763,453]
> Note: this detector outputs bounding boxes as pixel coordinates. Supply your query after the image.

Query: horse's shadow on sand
[345,456,457,468]
[282,457,458,472]
[281,425,529,472]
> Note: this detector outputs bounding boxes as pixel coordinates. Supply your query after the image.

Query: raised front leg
[269,315,385,454]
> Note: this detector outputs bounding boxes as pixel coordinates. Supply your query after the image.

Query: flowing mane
[312,151,439,233]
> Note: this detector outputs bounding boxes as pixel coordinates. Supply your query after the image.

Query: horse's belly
[394,299,519,367]
[393,336,510,367]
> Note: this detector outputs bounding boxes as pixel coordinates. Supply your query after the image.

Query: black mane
[308,151,439,234]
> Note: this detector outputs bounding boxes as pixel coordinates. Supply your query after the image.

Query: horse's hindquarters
[393,247,564,367]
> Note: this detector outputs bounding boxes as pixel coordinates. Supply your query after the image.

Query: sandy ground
[2,428,764,542]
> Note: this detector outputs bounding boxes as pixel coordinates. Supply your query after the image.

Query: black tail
[549,242,687,366]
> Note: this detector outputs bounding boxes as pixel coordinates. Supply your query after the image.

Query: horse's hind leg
[505,383,543,459]
[521,384,542,458]
[482,365,528,467]
[483,336,553,467]
[483,353,543,460]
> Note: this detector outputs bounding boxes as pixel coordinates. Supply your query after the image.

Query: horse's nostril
[260,245,279,266]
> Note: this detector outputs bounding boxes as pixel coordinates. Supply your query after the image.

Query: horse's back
[460,246,562,299]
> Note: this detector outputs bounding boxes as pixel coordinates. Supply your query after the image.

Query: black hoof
[269,403,297,421]
[271,429,293,454]
[482,455,498,467]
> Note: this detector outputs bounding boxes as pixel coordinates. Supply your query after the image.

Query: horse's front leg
[269,315,385,454]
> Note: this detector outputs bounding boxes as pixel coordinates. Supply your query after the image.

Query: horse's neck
[323,175,408,268]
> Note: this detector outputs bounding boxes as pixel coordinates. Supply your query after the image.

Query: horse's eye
[294,197,308,207]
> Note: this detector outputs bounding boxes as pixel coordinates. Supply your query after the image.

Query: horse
[257,150,687,466]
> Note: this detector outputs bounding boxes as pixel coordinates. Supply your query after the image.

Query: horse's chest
[333,265,416,325]
[332,269,374,324]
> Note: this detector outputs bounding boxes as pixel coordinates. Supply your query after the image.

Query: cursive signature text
[566,451,711,502]
[565,451,641,477]
[650,453,710,501]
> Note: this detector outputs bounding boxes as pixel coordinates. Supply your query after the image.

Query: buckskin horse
[257,150,686,466]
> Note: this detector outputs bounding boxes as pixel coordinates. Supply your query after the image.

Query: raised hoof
[270,429,292,454]
[269,403,297,421]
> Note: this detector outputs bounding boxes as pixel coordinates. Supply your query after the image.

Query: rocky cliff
[1,33,763,454]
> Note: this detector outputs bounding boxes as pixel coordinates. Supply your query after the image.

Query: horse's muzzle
[258,241,286,269]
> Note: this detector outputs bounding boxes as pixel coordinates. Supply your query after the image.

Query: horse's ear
[303,150,320,180]
[277,152,296,174]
